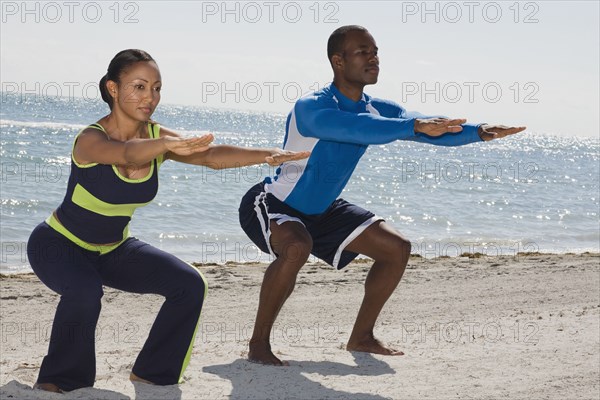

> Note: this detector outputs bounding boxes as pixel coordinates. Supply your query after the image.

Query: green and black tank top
[47,122,164,253]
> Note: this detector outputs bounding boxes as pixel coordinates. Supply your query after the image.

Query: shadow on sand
[0,380,132,399]
[203,352,395,399]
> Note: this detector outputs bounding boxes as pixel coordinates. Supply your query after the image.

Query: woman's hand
[265,149,311,166]
[164,133,214,156]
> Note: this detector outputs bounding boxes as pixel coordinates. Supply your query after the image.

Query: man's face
[338,30,379,86]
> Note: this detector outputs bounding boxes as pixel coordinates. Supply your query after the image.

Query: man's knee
[377,234,411,263]
[280,239,313,264]
[270,224,313,265]
[397,237,411,257]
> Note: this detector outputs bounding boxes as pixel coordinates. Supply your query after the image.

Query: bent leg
[99,239,207,385]
[343,221,410,355]
[249,221,312,366]
[27,223,104,391]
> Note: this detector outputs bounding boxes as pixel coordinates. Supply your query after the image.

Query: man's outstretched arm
[295,96,468,145]
[402,108,525,145]
[296,96,525,145]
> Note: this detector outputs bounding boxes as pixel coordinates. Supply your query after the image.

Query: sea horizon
[1,93,599,274]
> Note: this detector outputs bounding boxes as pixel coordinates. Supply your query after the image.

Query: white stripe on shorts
[268,213,305,226]
[332,215,384,269]
[253,192,275,257]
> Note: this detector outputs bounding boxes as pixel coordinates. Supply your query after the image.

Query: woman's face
[110,61,162,121]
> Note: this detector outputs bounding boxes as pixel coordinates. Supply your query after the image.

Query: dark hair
[99,49,155,110]
[327,25,369,64]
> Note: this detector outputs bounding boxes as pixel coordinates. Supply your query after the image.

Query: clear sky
[1,1,599,137]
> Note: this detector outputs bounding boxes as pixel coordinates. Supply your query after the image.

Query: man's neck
[332,79,365,102]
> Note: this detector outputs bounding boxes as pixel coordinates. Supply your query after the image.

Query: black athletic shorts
[239,182,383,269]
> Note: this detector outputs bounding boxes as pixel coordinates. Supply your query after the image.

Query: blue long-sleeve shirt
[264,83,483,215]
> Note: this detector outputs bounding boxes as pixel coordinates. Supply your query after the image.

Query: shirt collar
[329,83,370,111]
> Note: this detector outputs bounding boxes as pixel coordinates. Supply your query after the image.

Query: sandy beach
[1,252,598,399]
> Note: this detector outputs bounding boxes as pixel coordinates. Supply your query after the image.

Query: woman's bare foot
[248,341,289,366]
[33,382,63,393]
[130,372,155,385]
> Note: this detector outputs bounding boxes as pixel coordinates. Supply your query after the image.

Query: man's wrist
[413,118,421,135]
[477,124,488,140]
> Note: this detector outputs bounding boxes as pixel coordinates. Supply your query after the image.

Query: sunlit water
[1,95,598,273]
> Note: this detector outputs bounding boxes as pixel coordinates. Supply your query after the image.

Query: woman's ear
[107,80,118,99]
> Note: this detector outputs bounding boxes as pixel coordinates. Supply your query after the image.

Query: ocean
[1,94,599,274]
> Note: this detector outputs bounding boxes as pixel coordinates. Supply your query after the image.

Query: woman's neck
[101,111,148,141]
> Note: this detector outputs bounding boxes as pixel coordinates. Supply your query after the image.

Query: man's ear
[331,54,344,71]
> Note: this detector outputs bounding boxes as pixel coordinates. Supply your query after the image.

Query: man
[239,25,525,365]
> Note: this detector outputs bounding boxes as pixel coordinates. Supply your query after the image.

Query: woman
[27,49,308,393]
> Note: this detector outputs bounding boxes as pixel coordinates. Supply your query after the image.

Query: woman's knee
[189,270,208,299]
[57,282,103,322]
[169,266,207,307]
[63,282,104,304]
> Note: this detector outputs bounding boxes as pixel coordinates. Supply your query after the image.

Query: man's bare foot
[33,382,63,393]
[346,335,404,355]
[248,341,289,366]
[130,372,154,385]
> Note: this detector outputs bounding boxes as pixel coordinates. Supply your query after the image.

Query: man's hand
[477,125,526,141]
[414,118,467,136]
